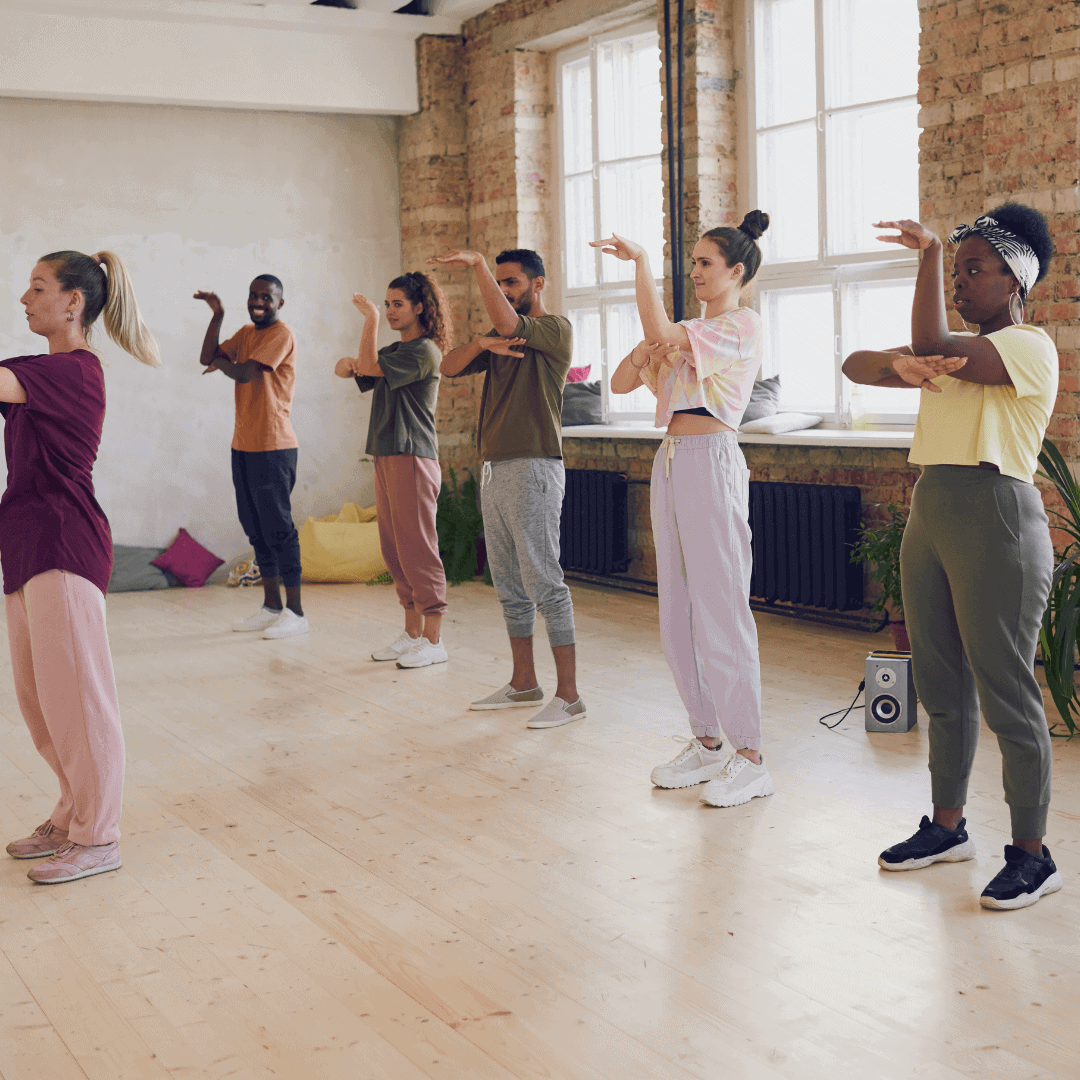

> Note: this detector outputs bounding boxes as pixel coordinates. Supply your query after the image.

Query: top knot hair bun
[739,210,770,240]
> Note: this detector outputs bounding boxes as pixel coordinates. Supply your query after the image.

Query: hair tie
[91,253,104,266]
[948,216,1038,298]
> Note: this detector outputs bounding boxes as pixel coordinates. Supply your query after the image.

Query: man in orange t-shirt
[194,275,307,639]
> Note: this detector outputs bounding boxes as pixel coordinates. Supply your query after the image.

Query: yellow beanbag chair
[299,503,387,583]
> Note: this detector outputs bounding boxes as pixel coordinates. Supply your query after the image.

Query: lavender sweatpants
[650,431,762,750]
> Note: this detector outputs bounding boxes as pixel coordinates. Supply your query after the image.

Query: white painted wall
[0,96,403,567]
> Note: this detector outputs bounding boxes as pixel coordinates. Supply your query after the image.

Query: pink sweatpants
[5,570,124,846]
[374,455,448,617]
[650,431,762,750]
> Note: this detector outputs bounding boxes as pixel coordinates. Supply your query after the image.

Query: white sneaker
[396,639,448,669]
[262,609,310,639]
[372,632,422,662]
[700,753,775,807]
[650,736,727,789]
[232,606,283,633]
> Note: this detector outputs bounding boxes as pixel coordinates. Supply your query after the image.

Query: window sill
[562,422,914,449]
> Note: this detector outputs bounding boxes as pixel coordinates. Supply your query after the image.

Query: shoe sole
[526,709,587,729]
[262,629,310,640]
[396,656,449,669]
[878,838,977,871]
[233,625,277,633]
[701,776,775,807]
[980,870,1063,910]
[470,699,543,711]
[29,859,121,884]
[651,764,725,789]
[8,847,65,860]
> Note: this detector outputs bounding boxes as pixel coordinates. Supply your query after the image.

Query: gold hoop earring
[66,312,75,322]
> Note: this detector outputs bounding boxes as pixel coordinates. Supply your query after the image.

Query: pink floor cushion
[566,364,592,383]
[151,528,225,588]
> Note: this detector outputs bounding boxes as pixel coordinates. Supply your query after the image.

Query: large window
[557,24,663,421]
[752,0,921,423]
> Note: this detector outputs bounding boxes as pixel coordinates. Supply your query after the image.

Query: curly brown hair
[388,272,454,355]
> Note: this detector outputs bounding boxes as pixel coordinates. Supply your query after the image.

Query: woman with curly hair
[3,249,159,884]
[336,272,453,669]
[593,213,775,809]
[843,203,1061,910]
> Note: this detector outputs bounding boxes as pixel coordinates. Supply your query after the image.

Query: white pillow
[739,412,822,435]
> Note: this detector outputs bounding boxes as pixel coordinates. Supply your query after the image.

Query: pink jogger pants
[6,569,124,845]
[650,431,763,750]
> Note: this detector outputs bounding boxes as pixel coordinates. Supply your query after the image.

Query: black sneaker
[980,845,1063,910]
[878,815,976,871]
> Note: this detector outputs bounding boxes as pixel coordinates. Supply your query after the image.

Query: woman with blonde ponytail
[0,249,159,884]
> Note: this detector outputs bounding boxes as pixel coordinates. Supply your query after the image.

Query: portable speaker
[865,651,917,732]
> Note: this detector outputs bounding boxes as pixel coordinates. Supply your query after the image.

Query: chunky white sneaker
[650,736,728,789]
[700,753,775,807]
[526,696,587,729]
[233,606,283,633]
[262,609,310,639]
[396,639,448,668]
[372,632,422,662]
[470,684,544,710]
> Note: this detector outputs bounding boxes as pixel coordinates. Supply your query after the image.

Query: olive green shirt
[456,314,573,461]
[354,337,441,460]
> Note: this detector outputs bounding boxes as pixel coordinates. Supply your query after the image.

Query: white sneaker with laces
[650,736,727,789]
[233,606,283,633]
[396,639,448,668]
[700,753,775,807]
[372,632,422,662]
[262,609,310,639]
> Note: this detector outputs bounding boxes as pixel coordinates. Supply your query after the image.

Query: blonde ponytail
[94,251,161,368]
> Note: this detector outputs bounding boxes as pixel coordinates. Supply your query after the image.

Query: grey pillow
[108,546,179,593]
[562,380,604,426]
[740,375,781,425]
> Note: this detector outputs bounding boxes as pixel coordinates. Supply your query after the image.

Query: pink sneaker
[6,820,69,859]
[27,840,121,884]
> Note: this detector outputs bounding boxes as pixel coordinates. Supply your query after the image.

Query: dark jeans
[231,448,302,589]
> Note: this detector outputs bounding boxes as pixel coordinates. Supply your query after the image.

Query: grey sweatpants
[480,457,576,647]
[901,465,1054,839]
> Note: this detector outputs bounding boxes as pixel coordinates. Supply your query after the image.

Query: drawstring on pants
[660,436,681,479]
[481,461,493,489]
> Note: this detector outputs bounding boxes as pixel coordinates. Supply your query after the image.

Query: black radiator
[749,481,863,611]
[560,470,630,576]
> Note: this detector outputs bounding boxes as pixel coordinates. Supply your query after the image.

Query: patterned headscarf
[947,215,1039,299]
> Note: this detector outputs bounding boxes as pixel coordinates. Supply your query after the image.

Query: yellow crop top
[908,324,1057,483]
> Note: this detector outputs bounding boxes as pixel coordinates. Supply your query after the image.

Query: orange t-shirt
[219,321,298,452]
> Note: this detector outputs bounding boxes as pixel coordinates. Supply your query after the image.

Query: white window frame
[555,20,664,423]
[747,0,920,426]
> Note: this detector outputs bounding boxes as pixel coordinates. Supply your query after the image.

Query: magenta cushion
[151,528,224,588]
[566,364,592,383]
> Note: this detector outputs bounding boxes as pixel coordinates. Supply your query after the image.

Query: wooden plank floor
[1,579,1078,1080]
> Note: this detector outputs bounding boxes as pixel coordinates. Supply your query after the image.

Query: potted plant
[435,466,486,586]
[852,502,909,651]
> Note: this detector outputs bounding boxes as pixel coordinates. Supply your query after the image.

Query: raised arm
[842,346,967,392]
[589,235,690,350]
[335,293,383,379]
[875,219,1011,385]
[194,290,260,383]
[427,250,520,338]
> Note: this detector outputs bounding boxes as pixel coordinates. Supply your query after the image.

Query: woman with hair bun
[591,212,775,807]
[3,250,159,884]
[336,271,453,669]
[844,203,1062,910]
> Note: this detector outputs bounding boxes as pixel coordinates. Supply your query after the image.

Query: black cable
[819,680,864,730]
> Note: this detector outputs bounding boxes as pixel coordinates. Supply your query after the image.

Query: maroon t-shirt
[0,350,112,596]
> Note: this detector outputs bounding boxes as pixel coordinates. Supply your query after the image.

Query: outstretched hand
[478,335,526,358]
[194,290,224,316]
[892,353,966,391]
[351,292,379,318]
[873,219,941,251]
[428,248,485,270]
[589,234,645,262]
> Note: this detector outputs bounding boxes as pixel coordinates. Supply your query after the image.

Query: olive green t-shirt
[354,337,441,460]
[456,314,573,461]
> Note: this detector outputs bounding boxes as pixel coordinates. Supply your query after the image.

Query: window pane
[597,32,661,162]
[567,306,602,379]
[758,123,819,262]
[598,157,664,283]
[826,100,919,255]
[824,0,919,109]
[606,302,654,415]
[756,0,816,128]
[562,57,593,175]
[761,287,835,416]
[565,173,597,288]
[842,279,919,417]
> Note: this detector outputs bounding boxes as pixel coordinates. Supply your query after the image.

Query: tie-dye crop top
[639,307,763,430]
